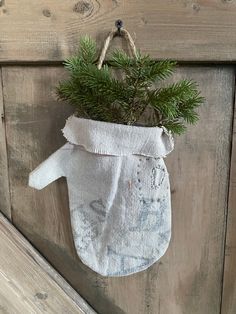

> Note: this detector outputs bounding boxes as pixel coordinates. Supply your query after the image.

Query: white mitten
[29,116,174,276]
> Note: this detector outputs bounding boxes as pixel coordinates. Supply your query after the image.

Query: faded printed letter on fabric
[29,116,174,277]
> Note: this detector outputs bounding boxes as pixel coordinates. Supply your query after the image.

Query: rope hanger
[97,20,138,70]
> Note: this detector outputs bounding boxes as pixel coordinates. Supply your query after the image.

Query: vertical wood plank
[2,66,123,314]
[2,66,74,250]
[102,67,234,314]
[221,77,236,314]
[2,66,234,314]
[156,67,234,314]
[0,67,11,219]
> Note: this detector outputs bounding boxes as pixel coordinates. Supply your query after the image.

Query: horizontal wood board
[0,1,236,62]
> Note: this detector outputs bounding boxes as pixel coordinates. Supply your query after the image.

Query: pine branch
[79,35,97,64]
[56,35,205,135]
[110,50,176,87]
[162,121,187,135]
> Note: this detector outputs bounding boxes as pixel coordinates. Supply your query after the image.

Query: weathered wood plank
[221,82,236,314]
[0,1,236,62]
[2,65,234,314]
[0,67,11,218]
[2,66,74,252]
[0,212,96,314]
[155,67,234,314]
[1,66,118,314]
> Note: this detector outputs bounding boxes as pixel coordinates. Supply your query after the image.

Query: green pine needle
[79,35,97,63]
[56,35,204,135]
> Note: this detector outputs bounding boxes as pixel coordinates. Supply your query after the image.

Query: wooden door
[0,1,236,313]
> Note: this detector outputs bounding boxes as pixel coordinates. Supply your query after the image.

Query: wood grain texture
[0,67,11,218]
[221,82,236,314]
[162,67,234,314]
[0,212,96,314]
[2,65,234,314]
[0,1,236,62]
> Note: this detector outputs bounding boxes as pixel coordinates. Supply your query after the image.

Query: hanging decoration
[29,21,204,277]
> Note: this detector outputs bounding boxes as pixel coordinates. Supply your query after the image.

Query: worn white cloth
[29,116,174,277]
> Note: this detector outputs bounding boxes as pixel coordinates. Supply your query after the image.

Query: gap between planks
[220,68,236,314]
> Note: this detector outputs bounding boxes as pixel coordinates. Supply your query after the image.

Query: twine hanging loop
[97,21,137,70]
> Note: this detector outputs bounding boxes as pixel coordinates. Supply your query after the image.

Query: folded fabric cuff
[62,115,174,157]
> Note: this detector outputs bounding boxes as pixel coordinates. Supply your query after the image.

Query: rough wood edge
[0,67,11,219]
[220,71,236,314]
[0,212,97,314]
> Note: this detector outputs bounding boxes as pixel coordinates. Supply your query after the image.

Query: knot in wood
[73,1,93,15]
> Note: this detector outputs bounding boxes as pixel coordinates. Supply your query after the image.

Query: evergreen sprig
[56,36,204,135]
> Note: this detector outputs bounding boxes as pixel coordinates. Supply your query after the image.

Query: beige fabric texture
[29,116,174,276]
